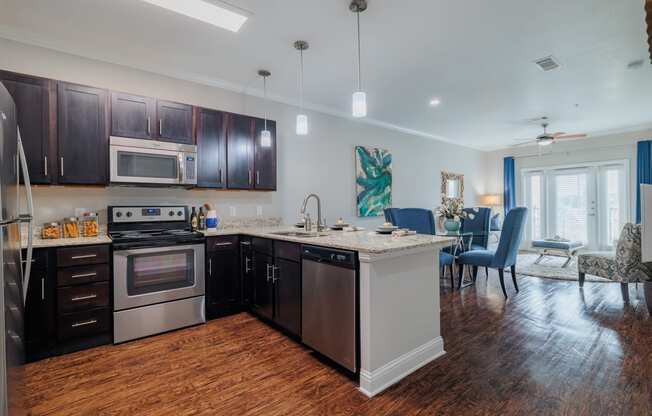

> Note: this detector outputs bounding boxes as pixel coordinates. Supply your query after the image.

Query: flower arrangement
[436,200,476,221]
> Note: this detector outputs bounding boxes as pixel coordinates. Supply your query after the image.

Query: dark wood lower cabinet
[206,236,242,319]
[250,239,301,338]
[23,244,112,362]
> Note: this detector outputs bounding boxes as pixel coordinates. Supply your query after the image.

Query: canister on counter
[41,222,61,239]
[62,217,80,238]
[80,213,99,237]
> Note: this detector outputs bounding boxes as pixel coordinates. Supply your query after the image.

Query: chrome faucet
[301,193,324,232]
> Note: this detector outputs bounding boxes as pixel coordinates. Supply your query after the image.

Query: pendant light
[294,40,309,136]
[258,69,272,147]
[350,0,367,118]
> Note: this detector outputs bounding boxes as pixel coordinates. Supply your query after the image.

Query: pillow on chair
[490,213,502,231]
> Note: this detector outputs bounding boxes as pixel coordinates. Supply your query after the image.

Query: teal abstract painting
[355,146,392,217]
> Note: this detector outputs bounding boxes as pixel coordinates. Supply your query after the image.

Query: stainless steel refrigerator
[0,82,34,415]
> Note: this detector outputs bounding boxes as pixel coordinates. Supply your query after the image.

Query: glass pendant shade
[260,129,272,147]
[352,91,367,118]
[296,114,308,136]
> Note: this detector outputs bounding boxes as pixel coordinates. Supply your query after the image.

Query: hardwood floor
[24,272,652,415]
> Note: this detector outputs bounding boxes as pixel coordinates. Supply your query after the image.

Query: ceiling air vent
[534,56,560,71]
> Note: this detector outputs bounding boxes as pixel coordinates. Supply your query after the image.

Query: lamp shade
[296,114,308,135]
[479,194,502,206]
[352,91,367,118]
[260,129,272,147]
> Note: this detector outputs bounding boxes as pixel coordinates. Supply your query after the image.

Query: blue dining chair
[456,207,528,297]
[461,207,492,276]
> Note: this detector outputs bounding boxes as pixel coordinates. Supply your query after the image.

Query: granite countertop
[201,226,456,255]
[21,224,112,249]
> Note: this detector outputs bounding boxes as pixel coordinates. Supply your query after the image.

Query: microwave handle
[178,154,183,183]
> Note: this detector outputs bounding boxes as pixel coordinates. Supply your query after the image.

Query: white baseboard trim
[358,337,445,398]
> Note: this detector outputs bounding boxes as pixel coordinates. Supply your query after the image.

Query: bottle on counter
[198,207,206,230]
[190,207,198,231]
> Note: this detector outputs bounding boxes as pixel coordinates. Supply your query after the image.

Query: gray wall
[1,38,487,227]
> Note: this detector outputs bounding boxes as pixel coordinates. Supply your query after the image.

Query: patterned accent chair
[578,223,652,312]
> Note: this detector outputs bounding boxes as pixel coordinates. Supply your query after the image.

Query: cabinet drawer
[274,241,301,262]
[58,264,110,287]
[206,235,239,252]
[22,248,48,270]
[252,238,273,256]
[57,282,109,314]
[58,308,110,341]
[57,245,109,268]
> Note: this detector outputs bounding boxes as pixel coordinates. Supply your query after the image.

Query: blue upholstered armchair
[457,207,528,297]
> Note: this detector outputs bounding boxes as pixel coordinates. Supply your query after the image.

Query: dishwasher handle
[302,246,357,269]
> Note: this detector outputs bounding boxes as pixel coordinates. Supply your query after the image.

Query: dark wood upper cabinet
[0,71,56,184]
[196,108,227,188]
[57,82,108,185]
[157,100,193,144]
[254,118,277,190]
[227,113,254,189]
[110,92,155,139]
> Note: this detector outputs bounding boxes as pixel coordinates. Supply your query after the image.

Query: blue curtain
[636,140,652,223]
[503,156,516,217]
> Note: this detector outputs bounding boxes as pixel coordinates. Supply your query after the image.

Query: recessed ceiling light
[140,0,249,32]
[429,98,441,107]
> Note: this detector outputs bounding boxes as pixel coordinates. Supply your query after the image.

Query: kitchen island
[204,226,455,397]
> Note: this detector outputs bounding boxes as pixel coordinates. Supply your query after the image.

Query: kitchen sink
[269,231,329,238]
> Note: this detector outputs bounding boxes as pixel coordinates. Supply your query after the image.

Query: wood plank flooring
[24,272,652,415]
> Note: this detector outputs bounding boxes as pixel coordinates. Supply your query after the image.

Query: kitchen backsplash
[27,185,281,225]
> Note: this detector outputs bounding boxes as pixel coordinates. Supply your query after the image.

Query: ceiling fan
[513,118,587,147]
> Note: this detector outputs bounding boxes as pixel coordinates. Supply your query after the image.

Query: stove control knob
[169,211,175,217]
[115,211,122,218]
[177,211,183,217]
[126,212,133,218]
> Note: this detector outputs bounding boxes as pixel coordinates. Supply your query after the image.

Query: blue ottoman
[532,239,584,268]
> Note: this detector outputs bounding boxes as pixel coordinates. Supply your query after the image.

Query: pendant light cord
[299,48,304,110]
[263,75,268,130]
[356,10,362,91]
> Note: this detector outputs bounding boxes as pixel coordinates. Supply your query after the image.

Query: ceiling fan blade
[556,134,587,140]
[513,140,538,147]
[646,0,651,63]
[551,132,566,137]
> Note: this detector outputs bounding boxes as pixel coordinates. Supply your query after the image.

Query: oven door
[110,144,182,185]
[113,244,205,311]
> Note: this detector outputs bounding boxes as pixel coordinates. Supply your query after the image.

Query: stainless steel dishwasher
[301,245,358,373]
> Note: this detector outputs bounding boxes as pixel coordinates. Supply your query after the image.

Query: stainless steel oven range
[108,205,205,343]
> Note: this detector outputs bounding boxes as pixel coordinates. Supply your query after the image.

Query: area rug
[516,252,610,283]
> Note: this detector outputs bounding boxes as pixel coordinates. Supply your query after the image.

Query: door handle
[209,258,212,277]
[44,156,48,177]
[245,257,251,273]
[256,171,260,185]
[248,170,252,186]
[159,119,163,136]
[41,278,45,301]
[60,157,64,176]
[70,272,97,279]
[213,242,233,247]
[266,264,272,282]
[147,117,151,135]
[71,319,97,328]
[272,266,279,283]
[218,168,223,184]
[71,254,97,260]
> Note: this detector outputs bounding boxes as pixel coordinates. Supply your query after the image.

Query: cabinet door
[0,71,56,184]
[196,108,227,188]
[23,249,56,362]
[57,82,108,184]
[157,100,193,144]
[206,249,241,319]
[254,118,277,190]
[274,258,301,337]
[252,252,274,320]
[240,240,253,306]
[226,114,254,189]
[110,92,156,139]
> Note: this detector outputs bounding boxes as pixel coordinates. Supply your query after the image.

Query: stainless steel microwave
[110,136,197,186]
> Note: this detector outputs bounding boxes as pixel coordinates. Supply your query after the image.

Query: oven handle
[114,243,205,257]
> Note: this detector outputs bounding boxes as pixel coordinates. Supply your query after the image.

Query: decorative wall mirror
[441,171,464,204]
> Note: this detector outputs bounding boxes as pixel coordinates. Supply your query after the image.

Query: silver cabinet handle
[208,258,212,277]
[159,119,163,136]
[256,171,260,185]
[71,254,97,260]
[60,157,64,176]
[70,272,97,279]
[218,168,223,184]
[248,170,252,185]
[213,242,232,247]
[266,264,272,282]
[71,294,98,301]
[44,156,48,177]
[177,154,183,182]
[41,278,45,301]
[147,117,151,135]
[71,319,97,328]
[245,257,251,273]
[272,266,279,283]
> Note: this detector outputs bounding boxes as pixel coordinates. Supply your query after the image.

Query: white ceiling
[1,0,651,150]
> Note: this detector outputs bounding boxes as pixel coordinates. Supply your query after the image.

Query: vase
[443,218,461,233]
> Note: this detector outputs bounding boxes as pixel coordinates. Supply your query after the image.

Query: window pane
[528,175,543,240]
[554,173,588,243]
[604,168,622,247]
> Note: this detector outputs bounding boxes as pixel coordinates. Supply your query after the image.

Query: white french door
[522,161,629,251]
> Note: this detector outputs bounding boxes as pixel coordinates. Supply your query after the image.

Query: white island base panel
[358,244,445,397]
